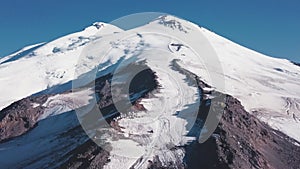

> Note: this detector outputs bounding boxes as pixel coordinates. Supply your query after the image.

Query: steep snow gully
[0,15,299,169]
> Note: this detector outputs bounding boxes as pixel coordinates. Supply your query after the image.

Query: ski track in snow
[104,50,200,168]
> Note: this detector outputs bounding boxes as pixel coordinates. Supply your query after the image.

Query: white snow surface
[0,42,45,64]
[80,16,300,168]
[200,28,300,142]
[0,23,123,110]
[103,43,200,168]
[0,15,300,168]
[0,88,96,169]
[0,109,88,169]
[40,88,94,120]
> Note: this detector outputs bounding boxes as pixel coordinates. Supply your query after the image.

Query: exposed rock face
[0,63,160,168]
[0,61,299,169]
[172,60,300,169]
[147,155,185,169]
[215,95,300,169]
[59,139,110,169]
[0,95,48,142]
[184,85,300,169]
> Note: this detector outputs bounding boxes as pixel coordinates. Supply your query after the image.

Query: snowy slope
[135,15,300,143]
[0,15,299,169]
[82,17,214,168]
[0,22,123,110]
[0,88,95,169]
[71,15,300,168]
[0,42,45,64]
[200,27,300,142]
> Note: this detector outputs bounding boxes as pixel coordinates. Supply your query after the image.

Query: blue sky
[0,0,299,62]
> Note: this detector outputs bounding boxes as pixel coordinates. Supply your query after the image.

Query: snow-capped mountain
[0,22,122,111]
[0,15,299,169]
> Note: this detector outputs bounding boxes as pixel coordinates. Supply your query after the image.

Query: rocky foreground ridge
[0,62,299,169]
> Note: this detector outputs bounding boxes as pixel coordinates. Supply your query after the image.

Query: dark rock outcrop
[59,139,110,169]
[0,95,48,142]
[215,95,300,169]
[171,60,300,169]
[184,82,300,169]
[0,62,159,168]
[1,60,299,169]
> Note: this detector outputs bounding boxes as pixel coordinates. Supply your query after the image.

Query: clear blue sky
[0,0,299,62]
